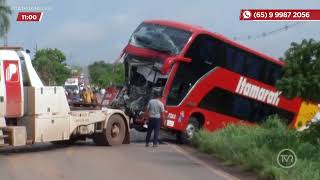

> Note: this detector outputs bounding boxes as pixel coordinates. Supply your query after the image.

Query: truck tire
[176,117,200,144]
[94,114,126,146]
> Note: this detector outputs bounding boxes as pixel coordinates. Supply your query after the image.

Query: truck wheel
[94,114,126,146]
[177,117,200,144]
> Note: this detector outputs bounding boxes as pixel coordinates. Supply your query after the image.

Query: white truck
[64,77,80,94]
[0,47,130,147]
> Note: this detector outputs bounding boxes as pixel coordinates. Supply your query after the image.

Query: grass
[192,115,320,180]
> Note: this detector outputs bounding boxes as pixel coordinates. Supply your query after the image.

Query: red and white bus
[119,20,312,142]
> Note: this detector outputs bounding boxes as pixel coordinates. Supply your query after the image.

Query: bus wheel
[94,114,126,146]
[177,117,200,144]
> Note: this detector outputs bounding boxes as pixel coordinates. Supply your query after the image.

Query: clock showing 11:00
[17,12,43,22]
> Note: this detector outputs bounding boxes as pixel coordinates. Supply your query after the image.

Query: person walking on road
[145,91,165,147]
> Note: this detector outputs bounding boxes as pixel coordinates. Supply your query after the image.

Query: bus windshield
[130,23,192,55]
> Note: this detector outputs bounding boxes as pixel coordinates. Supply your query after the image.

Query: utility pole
[69,52,73,65]
[31,43,38,58]
[3,34,8,47]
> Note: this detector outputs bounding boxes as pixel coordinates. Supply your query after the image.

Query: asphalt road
[0,131,239,180]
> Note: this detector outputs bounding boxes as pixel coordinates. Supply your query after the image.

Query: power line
[233,22,305,41]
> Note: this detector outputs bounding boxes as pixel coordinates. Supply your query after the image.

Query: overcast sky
[5,0,320,66]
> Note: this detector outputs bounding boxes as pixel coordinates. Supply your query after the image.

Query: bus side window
[269,64,283,85]
[166,63,191,105]
[201,38,226,68]
[246,55,263,81]
[185,34,218,79]
[260,62,283,86]
[233,51,246,75]
[200,38,215,65]
[199,88,295,124]
[168,35,217,106]
[226,47,235,70]
[260,62,271,84]
[198,88,233,113]
[216,43,227,67]
[232,96,252,121]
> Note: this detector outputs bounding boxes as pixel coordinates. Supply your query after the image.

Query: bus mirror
[166,56,192,64]
[175,57,192,63]
[161,56,192,74]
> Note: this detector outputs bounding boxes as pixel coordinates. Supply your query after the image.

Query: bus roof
[144,20,284,66]
[143,19,205,32]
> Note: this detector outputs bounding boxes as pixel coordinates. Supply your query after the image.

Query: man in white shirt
[145,91,165,147]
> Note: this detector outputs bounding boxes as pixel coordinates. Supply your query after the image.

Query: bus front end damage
[112,54,169,131]
[113,21,192,131]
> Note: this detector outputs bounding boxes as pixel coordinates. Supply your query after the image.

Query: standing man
[145,91,165,147]
[82,87,92,104]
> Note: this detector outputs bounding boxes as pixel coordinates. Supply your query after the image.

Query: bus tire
[94,114,126,146]
[177,117,200,144]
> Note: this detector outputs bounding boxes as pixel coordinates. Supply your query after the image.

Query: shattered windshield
[113,57,168,119]
[130,23,192,55]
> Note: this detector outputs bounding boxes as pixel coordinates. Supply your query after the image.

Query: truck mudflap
[0,117,7,146]
[0,129,6,146]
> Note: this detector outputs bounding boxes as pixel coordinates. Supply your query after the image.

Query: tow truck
[0,47,130,147]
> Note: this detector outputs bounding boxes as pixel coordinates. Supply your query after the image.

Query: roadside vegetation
[88,61,124,87]
[276,39,320,102]
[192,115,320,180]
[0,0,11,38]
[32,48,71,85]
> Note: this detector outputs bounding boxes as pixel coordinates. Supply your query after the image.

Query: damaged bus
[117,20,310,143]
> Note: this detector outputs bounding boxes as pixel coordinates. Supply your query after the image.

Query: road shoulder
[167,143,259,180]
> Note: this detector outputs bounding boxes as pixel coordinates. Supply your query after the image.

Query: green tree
[0,0,11,38]
[88,61,124,87]
[276,39,320,102]
[32,48,71,85]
